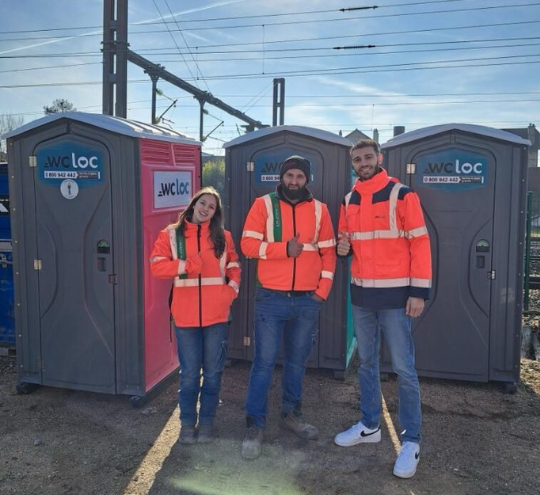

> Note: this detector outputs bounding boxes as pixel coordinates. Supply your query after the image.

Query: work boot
[279,411,319,440]
[197,424,214,443]
[178,425,197,445]
[242,425,263,460]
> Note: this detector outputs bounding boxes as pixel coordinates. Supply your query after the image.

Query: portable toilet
[381,124,530,389]
[0,161,15,348]
[5,113,201,401]
[224,126,355,378]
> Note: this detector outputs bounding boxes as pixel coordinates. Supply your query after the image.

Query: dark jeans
[245,288,322,428]
[175,323,228,426]
[352,305,422,443]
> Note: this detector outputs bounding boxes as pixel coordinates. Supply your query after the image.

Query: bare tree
[43,99,76,115]
[0,114,24,161]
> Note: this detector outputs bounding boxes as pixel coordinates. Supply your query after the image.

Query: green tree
[43,98,76,115]
[202,158,226,204]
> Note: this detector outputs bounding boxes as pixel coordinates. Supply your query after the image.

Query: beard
[282,184,306,200]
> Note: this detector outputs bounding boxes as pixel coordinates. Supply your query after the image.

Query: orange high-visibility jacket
[150,220,241,328]
[338,168,431,309]
[241,187,336,300]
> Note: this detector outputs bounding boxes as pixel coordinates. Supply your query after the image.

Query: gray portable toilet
[224,126,355,378]
[381,124,530,389]
[5,113,201,401]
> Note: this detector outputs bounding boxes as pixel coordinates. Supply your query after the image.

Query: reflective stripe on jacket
[241,187,336,300]
[338,168,431,304]
[150,220,241,328]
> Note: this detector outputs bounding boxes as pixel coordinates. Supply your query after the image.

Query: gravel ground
[1,354,540,495]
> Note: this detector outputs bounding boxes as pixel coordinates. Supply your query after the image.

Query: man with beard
[240,155,336,460]
[334,139,431,479]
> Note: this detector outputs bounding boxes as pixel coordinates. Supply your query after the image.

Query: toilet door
[34,137,116,393]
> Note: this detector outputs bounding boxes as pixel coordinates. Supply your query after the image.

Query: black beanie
[279,155,311,183]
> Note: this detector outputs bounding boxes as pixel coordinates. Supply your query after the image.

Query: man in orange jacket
[334,139,431,479]
[240,155,336,460]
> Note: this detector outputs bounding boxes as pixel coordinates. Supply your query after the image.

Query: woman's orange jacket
[150,220,241,328]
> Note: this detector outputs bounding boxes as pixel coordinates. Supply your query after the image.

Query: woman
[150,186,241,444]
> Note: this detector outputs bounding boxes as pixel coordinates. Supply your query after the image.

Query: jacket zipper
[291,205,297,291]
[197,224,202,327]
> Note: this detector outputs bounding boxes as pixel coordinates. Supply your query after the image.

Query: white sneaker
[334,421,381,447]
[393,442,420,478]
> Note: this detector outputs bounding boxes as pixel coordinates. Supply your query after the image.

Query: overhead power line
[3,55,540,88]
[0,0,472,35]
[4,35,540,62]
[180,19,540,49]
[1,2,539,41]
[6,40,539,74]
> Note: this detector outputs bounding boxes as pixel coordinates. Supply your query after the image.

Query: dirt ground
[1,355,540,495]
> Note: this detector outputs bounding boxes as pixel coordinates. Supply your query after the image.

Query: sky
[1,0,539,155]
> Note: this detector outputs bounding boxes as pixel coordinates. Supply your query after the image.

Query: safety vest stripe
[178,260,186,275]
[149,256,168,263]
[227,261,240,269]
[174,277,225,288]
[243,230,264,240]
[411,278,431,288]
[351,230,405,240]
[321,270,334,280]
[259,241,269,259]
[389,183,404,232]
[302,244,318,251]
[263,195,275,243]
[313,200,322,243]
[228,280,239,293]
[350,226,428,241]
[351,277,412,288]
[317,239,336,249]
[344,191,353,209]
[407,226,428,238]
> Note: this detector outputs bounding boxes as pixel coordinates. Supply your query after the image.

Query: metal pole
[272,78,285,126]
[102,0,115,115]
[198,99,205,142]
[114,0,129,118]
[150,74,159,124]
[524,191,532,311]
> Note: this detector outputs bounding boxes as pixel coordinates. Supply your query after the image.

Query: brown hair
[173,186,225,258]
[350,138,380,156]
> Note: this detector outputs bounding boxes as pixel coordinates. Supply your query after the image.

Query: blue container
[0,162,15,345]
[0,162,9,240]
[0,248,14,345]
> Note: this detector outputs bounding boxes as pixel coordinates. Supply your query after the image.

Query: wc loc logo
[423,160,483,175]
[262,162,281,173]
[260,161,281,182]
[153,171,192,209]
[420,149,487,187]
[157,179,190,197]
[44,153,100,169]
[38,143,103,186]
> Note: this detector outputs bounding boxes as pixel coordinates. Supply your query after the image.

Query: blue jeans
[352,305,422,444]
[175,323,228,426]
[245,288,322,428]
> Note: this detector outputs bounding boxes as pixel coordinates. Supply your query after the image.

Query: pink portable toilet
[5,113,201,404]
